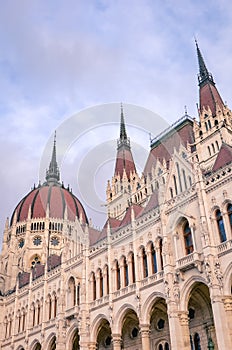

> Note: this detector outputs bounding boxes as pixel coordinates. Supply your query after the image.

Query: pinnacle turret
[196,40,214,86]
[114,104,137,179]
[195,41,224,116]
[46,132,60,183]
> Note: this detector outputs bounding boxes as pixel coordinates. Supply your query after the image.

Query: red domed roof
[11,183,88,225]
[11,134,88,225]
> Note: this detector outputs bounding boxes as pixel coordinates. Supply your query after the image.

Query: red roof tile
[212,142,232,172]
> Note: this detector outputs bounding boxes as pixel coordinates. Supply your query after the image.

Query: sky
[1,0,232,236]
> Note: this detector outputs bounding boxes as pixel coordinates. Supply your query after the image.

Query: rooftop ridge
[150,114,194,147]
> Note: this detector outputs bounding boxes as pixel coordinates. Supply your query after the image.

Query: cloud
[1,0,232,236]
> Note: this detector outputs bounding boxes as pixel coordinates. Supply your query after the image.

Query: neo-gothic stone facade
[0,44,232,350]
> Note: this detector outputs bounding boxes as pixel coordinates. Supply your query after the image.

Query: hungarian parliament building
[0,43,232,350]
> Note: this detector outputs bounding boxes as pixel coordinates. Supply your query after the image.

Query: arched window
[116,261,121,290]
[159,239,164,270]
[227,203,232,229]
[68,277,76,307]
[104,265,109,295]
[212,143,215,153]
[183,221,193,255]
[182,169,187,190]
[208,146,211,156]
[18,312,21,333]
[194,333,201,350]
[164,343,169,350]
[216,209,226,242]
[176,163,182,192]
[48,296,52,320]
[99,269,103,297]
[208,120,211,129]
[92,273,96,300]
[37,303,40,325]
[77,283,80,305]
[170,187,173,199]
[122,257,129,287]
[32,304,36,326]
[22,311,26,331]
[54,294,57,318]
[129,252,136,284]
[216,140,219,150]
[173,175,178,195]
[159,344,163,350]
[141,247,148,278]
[151,243,157,274]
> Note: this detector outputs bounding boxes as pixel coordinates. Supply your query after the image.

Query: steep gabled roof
[144,117,194,174]
[212,142,232,172]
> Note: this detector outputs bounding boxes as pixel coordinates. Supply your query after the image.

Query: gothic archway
[188,282,217,349]
[72,329,80,350]
[96,319,112,350]
[48,336,56,350]
[121,309,141,349]
[149,298,170,349]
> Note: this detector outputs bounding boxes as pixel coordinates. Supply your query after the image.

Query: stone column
[103,268,109,295]
[146,249,153,276]
[140,324,151,350]
[155,241,162,272]
[211,295,232,349]
[120,259,125,288]
[190,224,197,251]
[96,271,100,299]
[112,334,122,350]
[167,303,189,349]
[224,297,232,340]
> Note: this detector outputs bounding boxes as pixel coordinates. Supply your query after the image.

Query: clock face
[18,239,25,248]
[33,236,42,246]
[51,236,59,246]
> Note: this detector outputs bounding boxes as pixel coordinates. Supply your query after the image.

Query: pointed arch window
[183,221,193,255]
[48,296,52,320]
[141,247,148,278]
[129,252,136,284]
[194,333,201,350]
[122,257,129,287]
[159,239,164,270]
[116,261,121,290]
[173,175,178,195]
[151,243,157,274]
[32,304,36,326]
[216,209,226,242]
[182,169,187,190]
[104,265,109,295]
[227,203,232,229]
[54,294,57,318]
[92,273,96,300]
[99,269,103,297]
[176,162,182,192]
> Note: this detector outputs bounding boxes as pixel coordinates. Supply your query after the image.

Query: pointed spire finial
[195,40,214,86]
[120,103,127,141]
[117,103,130,149]
[46,132,60,183]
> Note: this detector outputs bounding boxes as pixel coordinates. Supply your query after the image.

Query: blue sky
[0,0,232,235]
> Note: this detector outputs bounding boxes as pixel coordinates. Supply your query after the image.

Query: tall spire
[195,40,224,116]
[46,132,60,183]
[120,103,127,141]
[114,104,136,178]
[117,103,130,149]
[196,39,214,86]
